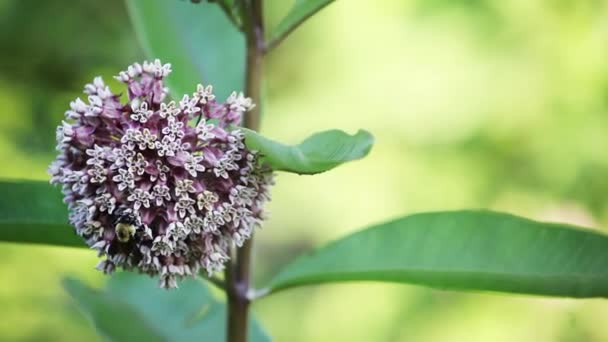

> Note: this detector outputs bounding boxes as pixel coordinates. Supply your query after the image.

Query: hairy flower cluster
[49,60,273,288]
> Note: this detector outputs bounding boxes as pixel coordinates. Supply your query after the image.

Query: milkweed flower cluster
[49,60,274,288]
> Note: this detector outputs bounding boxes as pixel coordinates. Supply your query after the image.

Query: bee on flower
[49,59,274,288]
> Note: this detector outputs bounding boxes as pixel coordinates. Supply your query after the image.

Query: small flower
[197,190,219,211]
[85,145,107,164]
[230,185,255,206]
[228,130,246,150]
[227,91,254,113]
[85,95,103,117]
[96,260,115,274]
[88,164,107,183]
[175,179,196,197]
[146,59,172,78]
[167,221,190,240]
[112,168,135,191]
[121,129,142,150]
[175,195,196,218]
[95,193,116,214]
[232,207,252,228]
[127,63,143,78]
[127,188,152,210]
[217,202,236,223]
[115,62,143,82]
[112,147,135,169]
[128,153,148,176]
[138,129,157,150]
[184,215,204,234]
[152,235,174,256]
[159,274,178,289]
[130,102,153,123]
[155,135,178,157]
[150,160,169,182]
[151,184,171,206]
[213,165,229,179]
[80,220,103,238]
[162,117,185,138]
[193,84,215,105]
[179,94,201,116]
[184,153,205,177]
[159,101,179,118]
[69,98,87,114]
[202,215,219,234]
[196,120,216,142]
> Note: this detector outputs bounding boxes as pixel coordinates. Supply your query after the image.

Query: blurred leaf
[268,0,335,50]
[0,180,82,247]
[63,278,162,342]
[268,210,608,298]
[243,128,374,174]
[126,0,245,99]
[64,272,271,341]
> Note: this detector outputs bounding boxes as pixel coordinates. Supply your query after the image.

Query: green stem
[225,1,264,341]
[243,0,264,130]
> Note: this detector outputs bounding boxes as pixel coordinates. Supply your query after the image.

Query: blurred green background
[2,0,608,340]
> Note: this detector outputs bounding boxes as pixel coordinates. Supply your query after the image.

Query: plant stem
[243,0,264,130]
[225,242,252,342]
[225,1,264,341]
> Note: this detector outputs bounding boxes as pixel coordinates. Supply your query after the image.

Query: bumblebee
[114,213,138,243]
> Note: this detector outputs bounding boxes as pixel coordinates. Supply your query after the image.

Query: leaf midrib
[270,268,608,296]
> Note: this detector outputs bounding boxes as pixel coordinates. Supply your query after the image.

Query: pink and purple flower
[49,60,274,288]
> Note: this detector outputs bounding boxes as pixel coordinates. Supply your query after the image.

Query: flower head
[49,60,274,288]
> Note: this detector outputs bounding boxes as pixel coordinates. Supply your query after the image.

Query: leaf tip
[355,129,375,155]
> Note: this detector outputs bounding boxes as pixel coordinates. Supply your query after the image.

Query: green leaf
[64,272,271,342]
[268,0,335,50]
[268,210,608,298]
[126,0,245,99]
[0,180,82,247]
[243,128,374,174]
[63,278,162,342]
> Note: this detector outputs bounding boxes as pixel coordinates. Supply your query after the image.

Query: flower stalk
[226,0,265,341]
